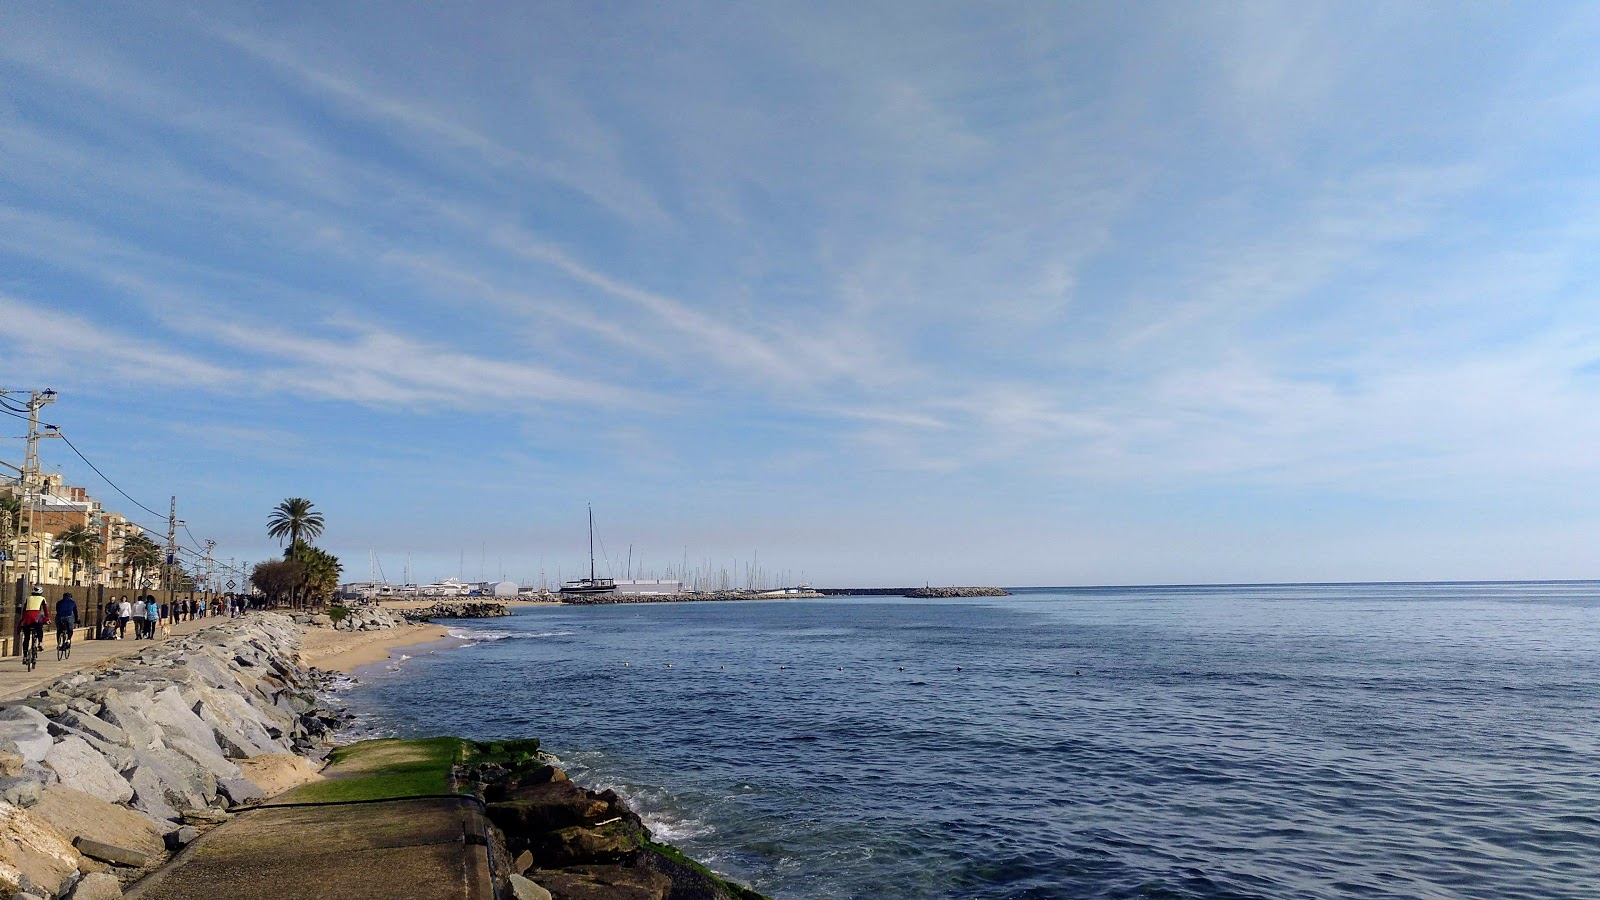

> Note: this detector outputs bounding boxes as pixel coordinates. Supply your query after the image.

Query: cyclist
[55,591,78,655]
[21,586,49,664]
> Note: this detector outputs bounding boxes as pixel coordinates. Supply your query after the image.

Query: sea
[339,583,1600,899]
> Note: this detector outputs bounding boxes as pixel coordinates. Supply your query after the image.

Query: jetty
[814,586,1011,597]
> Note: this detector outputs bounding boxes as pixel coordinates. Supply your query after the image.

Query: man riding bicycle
[55,591,78,652]
[21,585,49,661]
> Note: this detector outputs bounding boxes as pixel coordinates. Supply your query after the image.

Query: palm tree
[120,532,164,588]
[284,540,342,609]
[50,524,103,585]
[267,498,324,548]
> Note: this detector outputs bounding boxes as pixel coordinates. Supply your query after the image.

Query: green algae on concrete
[275,737,469,804]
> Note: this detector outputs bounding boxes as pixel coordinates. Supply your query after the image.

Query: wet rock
[487,780,612,835]
[529,865,672,900]
[536,825,638,867]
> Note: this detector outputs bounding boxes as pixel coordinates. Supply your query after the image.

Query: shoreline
[299,622,452,673]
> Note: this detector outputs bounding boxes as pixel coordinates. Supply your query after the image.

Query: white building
[614,579,683,596]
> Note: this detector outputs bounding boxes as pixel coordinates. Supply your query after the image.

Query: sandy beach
[299,622,452,672]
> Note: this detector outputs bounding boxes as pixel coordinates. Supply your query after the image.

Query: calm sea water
[344,583,1600,899]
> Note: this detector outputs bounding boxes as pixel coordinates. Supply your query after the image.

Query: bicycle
[56,622,73,661]
[21,627,40,672]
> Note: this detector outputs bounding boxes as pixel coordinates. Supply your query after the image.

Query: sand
[299,623,451,673]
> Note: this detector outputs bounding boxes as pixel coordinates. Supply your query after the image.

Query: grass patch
[277,737,468,804]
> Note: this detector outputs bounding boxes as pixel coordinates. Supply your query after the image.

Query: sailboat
[559,505,616,595]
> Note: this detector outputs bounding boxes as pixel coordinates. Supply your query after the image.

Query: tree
[251,559,305,607]
[267,498,324,548]
[120,532,164,588]
[285,540,342,609]
[0,493,19,576]
[50,524,103,585]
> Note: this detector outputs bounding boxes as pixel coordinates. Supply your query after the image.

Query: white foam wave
[445,628,575,642]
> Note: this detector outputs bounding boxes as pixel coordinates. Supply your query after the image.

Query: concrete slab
[126,797,495,900]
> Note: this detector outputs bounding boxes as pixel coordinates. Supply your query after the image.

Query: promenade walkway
[126,739,496,900]
[0,616,231,701]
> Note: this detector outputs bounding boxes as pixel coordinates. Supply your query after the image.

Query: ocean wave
[446,628,575,642]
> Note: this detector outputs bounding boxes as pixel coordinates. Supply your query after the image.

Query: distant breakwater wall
[558,590,825,606]
[815,587,1011,598]
[0,616,344,899]
[399,601,511,621]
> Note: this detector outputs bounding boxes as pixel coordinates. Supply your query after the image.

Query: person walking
[130,594,148,639]
[144,596,159,637]
[117,595,133,639]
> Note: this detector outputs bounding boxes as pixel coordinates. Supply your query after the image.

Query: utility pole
[165,496,179,592]
[204,539,216,594]
[12,388,59,588]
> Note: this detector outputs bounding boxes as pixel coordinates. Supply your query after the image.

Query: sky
[2,2,1599,587]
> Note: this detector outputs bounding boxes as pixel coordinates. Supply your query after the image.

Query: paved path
[0,616,233,701]
[126,797,496,900]
[126,739,497,900]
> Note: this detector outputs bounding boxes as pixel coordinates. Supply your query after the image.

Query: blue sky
[3,2,1599,586]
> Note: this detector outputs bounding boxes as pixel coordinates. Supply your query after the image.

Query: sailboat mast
[589,504,596,582]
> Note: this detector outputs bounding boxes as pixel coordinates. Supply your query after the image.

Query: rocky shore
[0,616,344,899]
[903,586,1010,598]
[0,612,760,900]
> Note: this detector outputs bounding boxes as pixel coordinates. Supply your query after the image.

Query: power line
[55,431,169,519]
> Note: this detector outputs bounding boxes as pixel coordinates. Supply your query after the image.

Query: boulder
[149,688,226,757]
[535,825,638,867]
[128,748,215,811]
[0,801,83,899]
[0,706,54,764]
[97,691,163,751]
[163,825,199,851]
[43,737,133,805]
[486,780,612,835]
[527,865,672,900]
[67,871,123,899]
[51,711,130,749]
[164,735,243,782]
[0,775,42,808]
[127,767,182,824]
[0,741,26,777]
[31,786,166,863]
[216,776,266,806]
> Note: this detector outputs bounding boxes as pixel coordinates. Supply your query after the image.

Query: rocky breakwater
[464,742,765,900]
[0,616,344,900]
[904,586,1010,598]
[399,601,510,621]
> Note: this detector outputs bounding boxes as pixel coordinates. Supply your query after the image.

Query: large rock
[0,706,54,764]
[127,767,182,824]
[51,711,129,749]
[487,780,612,835]
[97,691,163,751]
[0,801,83,900]
[0,741,26,776]
[67,871,123,899]
[528,865,672,900]
[149,688,226,758]
[535,826,638,867]
[43,738,133,805]
[30,786,166,862]
[128,748,215,811]
[0,775,42,808]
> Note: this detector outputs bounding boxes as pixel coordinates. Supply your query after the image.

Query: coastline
[299,622,452,673]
